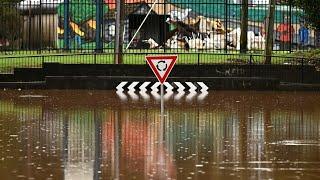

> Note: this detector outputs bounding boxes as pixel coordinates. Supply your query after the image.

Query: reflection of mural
[64,111,96,180]
[102,110,177,179]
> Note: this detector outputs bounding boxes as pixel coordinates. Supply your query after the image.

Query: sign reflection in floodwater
[0,90,320,180]
[116,90,209,102]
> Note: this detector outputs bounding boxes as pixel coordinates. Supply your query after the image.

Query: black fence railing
[0,0,320,55]
[0,52,319,84]
[0,52,318,66]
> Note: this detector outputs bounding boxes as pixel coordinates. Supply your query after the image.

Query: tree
[264,0,276,64]
[292,0,320,30]
[0,0,23,47]
[114,0,125,64]
[240,0,248,53]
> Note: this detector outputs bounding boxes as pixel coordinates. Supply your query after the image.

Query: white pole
[160,83,164,144]
[125,0,159,50]
[160,83,164,119]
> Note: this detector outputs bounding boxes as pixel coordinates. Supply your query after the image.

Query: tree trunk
[95,0,103,53]
[240,0,248,53]
[114,0,125,64]
[264,0,276,64]
[63,0,70,51]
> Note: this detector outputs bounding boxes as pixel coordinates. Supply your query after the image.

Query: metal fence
[0,52,319,84]
[0,0,319,55]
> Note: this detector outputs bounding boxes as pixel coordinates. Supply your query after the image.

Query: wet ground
[0,90,320,180]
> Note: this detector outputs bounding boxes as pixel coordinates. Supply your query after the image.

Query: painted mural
[56,0,142,49]
[14,0,312,50]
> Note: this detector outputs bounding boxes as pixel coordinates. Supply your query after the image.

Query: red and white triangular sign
[145,55,177,84]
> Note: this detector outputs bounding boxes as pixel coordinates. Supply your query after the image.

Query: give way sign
[145,55,177,84]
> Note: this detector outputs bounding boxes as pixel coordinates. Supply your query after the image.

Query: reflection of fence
[0,1,319,55]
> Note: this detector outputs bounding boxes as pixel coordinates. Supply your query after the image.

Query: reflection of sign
[145,55,177,84]
[116,81,209,101]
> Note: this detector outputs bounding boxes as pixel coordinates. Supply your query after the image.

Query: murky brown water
[0,90,320,180]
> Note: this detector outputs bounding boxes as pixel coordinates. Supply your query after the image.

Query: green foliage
[0,3,22,40]
[292,0,320,30]
[57,0,109,24]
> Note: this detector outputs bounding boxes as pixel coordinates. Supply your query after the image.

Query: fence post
[289,0,292,53]
[39,0,42,54]
[249,54,252,77]
[63,0,70,51]
[42,55,45,68]
[224,0,228,53]
[95,0,103,53]
[301,58,304,83]
[197,53,200,77]
[28,1,32,50]
[164,0,166,53]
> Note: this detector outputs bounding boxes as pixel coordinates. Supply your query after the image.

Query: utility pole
[114,0,125,64]
[264,0,276,64]
[240,0,248,53]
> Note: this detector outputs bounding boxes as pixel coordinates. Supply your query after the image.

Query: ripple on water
[270,140,320,146]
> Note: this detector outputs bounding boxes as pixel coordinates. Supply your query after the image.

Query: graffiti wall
[56,0,137,49]
[2,0,317,52]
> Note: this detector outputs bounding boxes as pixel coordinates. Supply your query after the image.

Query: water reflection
[0,91,320,179]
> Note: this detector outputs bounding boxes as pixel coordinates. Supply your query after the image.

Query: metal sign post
[159,82,164,144]
[145,55,177,123]
[160,83,164,121]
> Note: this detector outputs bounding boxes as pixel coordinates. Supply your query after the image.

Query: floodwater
[0,90,320,180]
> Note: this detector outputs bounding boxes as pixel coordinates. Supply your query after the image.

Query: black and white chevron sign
[116,81,209,92]
[116,82,209,101]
